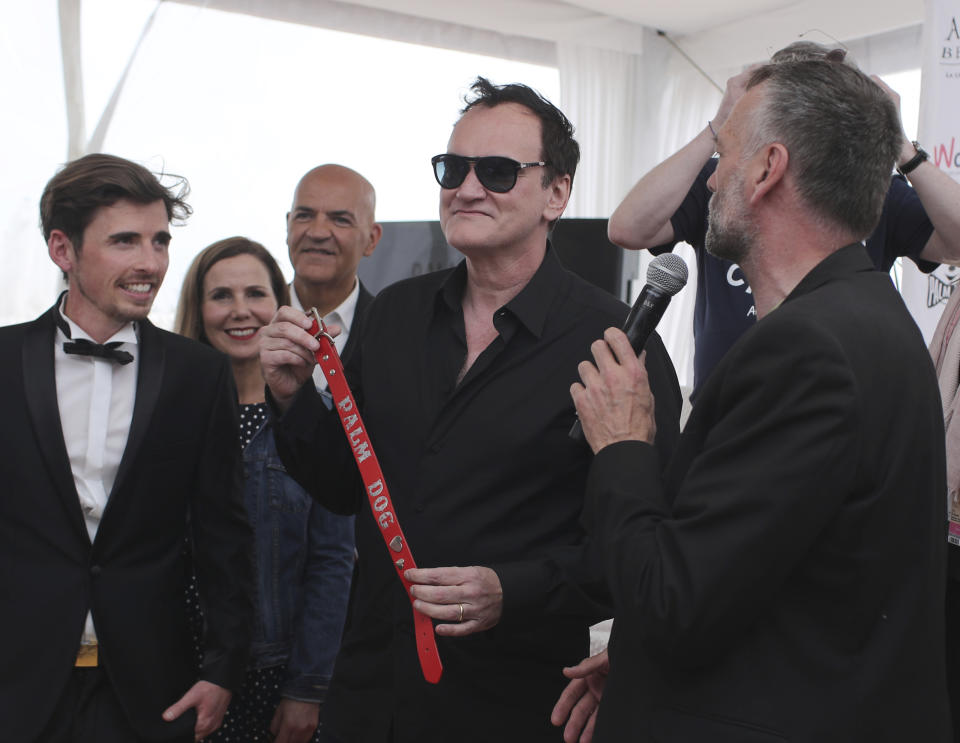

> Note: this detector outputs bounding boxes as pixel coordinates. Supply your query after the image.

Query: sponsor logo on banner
[934,16,960,176]
[901,0,960,346]
[933,138,960,168]
[943,16,960,65]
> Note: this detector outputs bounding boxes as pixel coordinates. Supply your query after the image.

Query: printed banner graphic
[900,1,960,344]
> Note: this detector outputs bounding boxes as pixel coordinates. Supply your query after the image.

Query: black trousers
[318,719,395,743]
[36,667,192,743]
[947,576,960,743]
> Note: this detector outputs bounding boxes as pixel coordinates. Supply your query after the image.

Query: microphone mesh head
[646,253,689,296]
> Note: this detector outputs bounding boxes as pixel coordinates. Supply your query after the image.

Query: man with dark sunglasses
[430,154,547,193]
[259,77,681,742]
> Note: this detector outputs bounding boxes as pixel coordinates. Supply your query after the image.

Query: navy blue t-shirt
[654,158,936,393]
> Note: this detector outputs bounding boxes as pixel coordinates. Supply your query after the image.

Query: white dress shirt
[54,298,139,644]
[290,279,360,392]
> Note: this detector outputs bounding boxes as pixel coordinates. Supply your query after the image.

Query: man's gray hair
[743,60,901,240]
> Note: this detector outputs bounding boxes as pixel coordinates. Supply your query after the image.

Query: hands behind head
[869,75,913,159]
[713,65,761,132]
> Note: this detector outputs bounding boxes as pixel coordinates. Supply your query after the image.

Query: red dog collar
[307,310,443,684]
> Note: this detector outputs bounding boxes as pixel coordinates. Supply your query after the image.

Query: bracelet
[897,141,928,177]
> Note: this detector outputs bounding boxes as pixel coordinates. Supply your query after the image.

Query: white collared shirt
[54,295,139,644]
[290,280,360,392]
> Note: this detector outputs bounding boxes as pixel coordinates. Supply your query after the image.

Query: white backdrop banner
[900,0,960,343]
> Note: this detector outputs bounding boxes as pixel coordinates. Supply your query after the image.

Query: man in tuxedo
[566,60,951,740]
[0,153,253,742]
[285,164,381,381]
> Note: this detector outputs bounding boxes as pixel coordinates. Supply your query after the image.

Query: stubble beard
[705,171,756,265]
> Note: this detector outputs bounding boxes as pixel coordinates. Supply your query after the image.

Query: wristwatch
[897,141,928,177]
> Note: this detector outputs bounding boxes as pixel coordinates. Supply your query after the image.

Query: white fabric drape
[558,34,725,397]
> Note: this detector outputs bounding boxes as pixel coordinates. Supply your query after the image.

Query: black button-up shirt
[274,244,681,742]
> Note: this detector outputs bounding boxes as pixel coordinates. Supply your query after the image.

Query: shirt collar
[56,291,139,346]
[289,279,360,333]
[437,242,566,340]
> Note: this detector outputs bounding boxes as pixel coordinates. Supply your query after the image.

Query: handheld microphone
[569,253,689,442]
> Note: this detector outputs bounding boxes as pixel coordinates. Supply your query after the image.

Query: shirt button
[90,565,102,577]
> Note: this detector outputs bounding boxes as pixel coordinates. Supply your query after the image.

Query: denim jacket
[243,414,355,703]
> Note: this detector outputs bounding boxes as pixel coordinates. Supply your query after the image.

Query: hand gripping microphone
[569,252,689,441]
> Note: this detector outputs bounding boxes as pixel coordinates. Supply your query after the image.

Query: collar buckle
[307,308,336,344]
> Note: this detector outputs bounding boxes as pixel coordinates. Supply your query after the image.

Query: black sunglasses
[431,154,547,193]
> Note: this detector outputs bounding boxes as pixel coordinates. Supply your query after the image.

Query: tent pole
[58,0,86,160]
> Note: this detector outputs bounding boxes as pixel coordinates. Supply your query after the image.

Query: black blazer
[0,305,253,743]
[340,281,373,364]
[586,245,951,742]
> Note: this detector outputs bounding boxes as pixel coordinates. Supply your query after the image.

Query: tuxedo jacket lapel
[111,318,164,499]
[22,306,88,541]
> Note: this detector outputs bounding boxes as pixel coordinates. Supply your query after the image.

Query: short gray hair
[744,60,901,240]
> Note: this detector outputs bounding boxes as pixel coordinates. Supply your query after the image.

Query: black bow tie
[56,305,134,365]
[63,338,134,365]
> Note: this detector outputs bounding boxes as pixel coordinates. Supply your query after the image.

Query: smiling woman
[175,237,289,403]
[173,235,355,743]
[202,255,280,362]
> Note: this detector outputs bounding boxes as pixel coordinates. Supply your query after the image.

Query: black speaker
[550,218,624,299]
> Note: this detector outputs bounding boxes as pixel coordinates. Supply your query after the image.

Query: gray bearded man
[562,60,951,742]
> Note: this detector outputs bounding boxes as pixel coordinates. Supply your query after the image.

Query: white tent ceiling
[169,0,925,80]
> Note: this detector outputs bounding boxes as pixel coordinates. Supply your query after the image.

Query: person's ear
[748,143,788,204]
[48,230,77,275]
[543,173,571,223]
[363,223,383,258]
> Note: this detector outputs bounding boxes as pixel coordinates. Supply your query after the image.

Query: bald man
[241,164,378,740]
[286,164,382,386]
